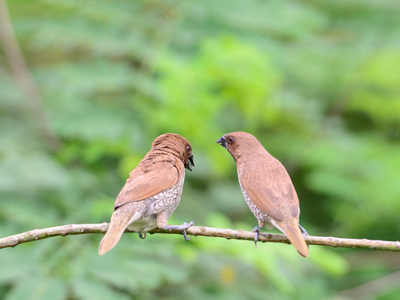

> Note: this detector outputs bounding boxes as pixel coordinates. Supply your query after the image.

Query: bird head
[216,132,264,161]
[152,133,195,171]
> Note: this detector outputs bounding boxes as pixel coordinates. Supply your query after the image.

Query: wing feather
[114,160,178,209]
[240,156,299,221]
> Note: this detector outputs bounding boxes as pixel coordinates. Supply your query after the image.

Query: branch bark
[1,223,400,252]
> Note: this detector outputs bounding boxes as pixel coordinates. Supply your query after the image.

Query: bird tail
[99,205,140,256]
[279,219,309,257]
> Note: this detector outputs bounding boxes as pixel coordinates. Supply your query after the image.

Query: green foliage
[154,35,281,174]
[1,0,400,299]
[347,49,400,128]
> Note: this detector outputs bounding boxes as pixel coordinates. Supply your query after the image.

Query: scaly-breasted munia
[99,133,195,255]
[216,132,308,257]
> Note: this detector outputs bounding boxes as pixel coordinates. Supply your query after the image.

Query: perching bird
[99,133,195,255]
[216,132,309,257]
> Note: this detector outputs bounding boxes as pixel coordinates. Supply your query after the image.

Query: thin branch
[1,223,400,252]
[0,0,60,151]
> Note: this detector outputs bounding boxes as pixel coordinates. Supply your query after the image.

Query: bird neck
[150,147,182,162]
[233,149,272,164]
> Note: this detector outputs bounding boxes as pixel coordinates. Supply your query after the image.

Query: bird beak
[216,135,227,149]
[185,154,195,171]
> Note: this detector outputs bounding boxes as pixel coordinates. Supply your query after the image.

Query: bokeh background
[1,0,400,299]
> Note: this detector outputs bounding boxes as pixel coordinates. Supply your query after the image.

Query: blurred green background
[1,0,400,299]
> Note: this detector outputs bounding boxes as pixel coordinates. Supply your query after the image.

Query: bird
[216,132,309,257]
[99,133,195,255]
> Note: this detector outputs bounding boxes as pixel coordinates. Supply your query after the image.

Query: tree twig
[1,223,399,252]
[0,0,60,151]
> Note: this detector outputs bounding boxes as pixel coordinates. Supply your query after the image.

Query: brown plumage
[216,132,309,257]
[99,133,195,255]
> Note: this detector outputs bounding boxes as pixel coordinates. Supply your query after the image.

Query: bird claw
[163,221,194,241]
[138,232,146,239]
[298,224,309,237]
[252,226,261,249]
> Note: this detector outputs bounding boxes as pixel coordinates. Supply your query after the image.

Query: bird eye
[227,136,235,144]
[186,145,191,153]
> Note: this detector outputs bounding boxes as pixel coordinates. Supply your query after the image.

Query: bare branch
[1,223,400,252]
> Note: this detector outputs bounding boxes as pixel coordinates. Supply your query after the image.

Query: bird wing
[239,157,299,222]
[114,160,179,209]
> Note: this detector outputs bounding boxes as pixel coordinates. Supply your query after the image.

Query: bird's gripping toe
[252,225,262,248]
[298,224,309,238]
[163,221,194,241]
[138,232,147,239]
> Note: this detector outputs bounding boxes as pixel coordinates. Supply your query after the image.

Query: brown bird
[99,133,195,255]
[216,132,309,257]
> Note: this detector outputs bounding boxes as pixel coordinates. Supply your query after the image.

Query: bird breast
[239,179,272,224]
[148,173,185,216]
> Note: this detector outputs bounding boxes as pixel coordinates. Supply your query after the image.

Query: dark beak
[185,154,195,171]
[216,135,227,149]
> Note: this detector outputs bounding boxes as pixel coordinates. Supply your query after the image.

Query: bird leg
[162,222,195,241]
[156,213,194,241]
[251,225,262,248]
[298,224,309,237]
[138,232,146,239]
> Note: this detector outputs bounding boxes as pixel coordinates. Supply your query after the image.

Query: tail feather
[278,219,309,257]
[99,206,140,255]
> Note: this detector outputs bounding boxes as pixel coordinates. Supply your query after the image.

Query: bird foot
[138,232,147,240]
[298,224,309,237]
[252,226,262,248]
[163,221,194,241]
[298,224,309,250]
